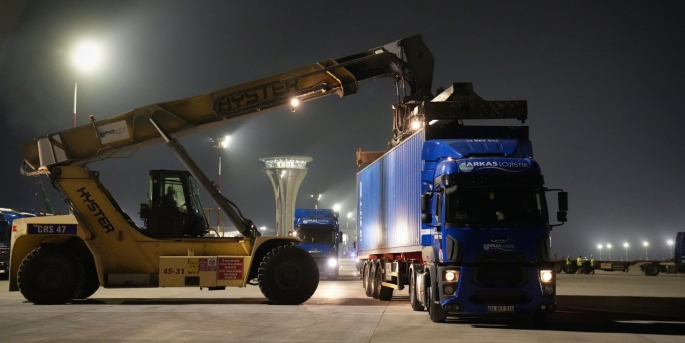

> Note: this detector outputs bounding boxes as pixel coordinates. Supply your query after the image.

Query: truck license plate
[487,305,514,312]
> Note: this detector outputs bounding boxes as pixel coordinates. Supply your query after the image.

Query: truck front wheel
[258,245,319,305]
[17,246,84,305]
[428,276,447,323]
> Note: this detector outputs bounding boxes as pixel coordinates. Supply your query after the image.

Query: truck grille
[469,290,531,304]
[472,252,527,288]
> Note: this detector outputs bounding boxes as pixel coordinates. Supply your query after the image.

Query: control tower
[259,156,312,236]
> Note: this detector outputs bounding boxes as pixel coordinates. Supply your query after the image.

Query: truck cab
[419,127,567,321]
[293,209,341,280]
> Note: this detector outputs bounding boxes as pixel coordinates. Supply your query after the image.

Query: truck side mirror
[420,193,431,214]
[557,211,568,222]
[558,192,568,212]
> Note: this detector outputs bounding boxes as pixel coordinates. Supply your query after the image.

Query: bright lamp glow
[333,204,341,212]
[540,270,553,283]
[327,258,338,268]
[71,41,103,72]
[219,135,231,148]
[290,98,300,107]
[444,270,459,282]
[410,119,422,130]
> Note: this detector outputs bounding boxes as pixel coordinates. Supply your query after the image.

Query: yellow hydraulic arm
[21,35,433,173]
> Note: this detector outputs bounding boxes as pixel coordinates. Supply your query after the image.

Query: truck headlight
[444,270,459,282]
[540,270,554,283]
[327,258,338,268]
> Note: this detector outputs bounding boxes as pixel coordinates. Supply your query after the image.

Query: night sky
[1,1,684,260]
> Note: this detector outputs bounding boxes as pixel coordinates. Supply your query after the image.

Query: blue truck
[355,83,568,323]
[0,208,37,279]
[293,209,341,280]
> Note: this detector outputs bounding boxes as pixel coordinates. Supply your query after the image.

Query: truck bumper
[437,264,556,317]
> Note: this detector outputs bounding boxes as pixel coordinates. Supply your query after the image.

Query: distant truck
[293,209,341,280]
[0,208,37,279]
[355,83,568,323]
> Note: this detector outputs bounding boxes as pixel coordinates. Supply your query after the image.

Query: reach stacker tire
[258,245,319,305]
[17,246,85,304]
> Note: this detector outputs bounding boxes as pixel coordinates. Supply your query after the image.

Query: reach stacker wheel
[17,246,84,305]
[258,245,319,305]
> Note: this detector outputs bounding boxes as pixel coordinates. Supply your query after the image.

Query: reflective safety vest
[577,257,582,266]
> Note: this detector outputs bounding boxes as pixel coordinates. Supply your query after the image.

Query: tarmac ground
[1,259,684,342]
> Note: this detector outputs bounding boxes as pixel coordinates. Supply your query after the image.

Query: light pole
[643,241,649,260]
[667,239,674,260]
[212,135,230,230]
[213,135,231,193]
[623,242,629,261]
[311,194,321,209]
[597,244,603,261]
[70,41,102,127]
[607,243,612,260]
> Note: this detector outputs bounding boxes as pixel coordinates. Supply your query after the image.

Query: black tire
[17,246,84,305]
[364,262,373,297]
[644,263,660,276]
[258,245,319,305]
[555,262,564,274]
[565,264,578,274]
[75,263,100,299]
[377,262,393,301]
[371,262,380,299]
[427,274,447,323]
[409,267,425,311]
[361,262,367,293]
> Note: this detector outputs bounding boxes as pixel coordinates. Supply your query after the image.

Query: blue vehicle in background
[293,209,341,280]
[0,208,37,279]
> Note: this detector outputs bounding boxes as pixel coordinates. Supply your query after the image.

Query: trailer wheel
[409,267,425,311]
[555,262,564,274]
[258,245,319,305]
[565,264,578,274]
[17,246,84,305]
[377,261,393,301]
[644,263,660,276]
[371,262,380,299]
[363,262,373,297]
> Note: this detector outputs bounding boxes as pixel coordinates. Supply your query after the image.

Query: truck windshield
[296,225,335,244]
[446,186,547,227]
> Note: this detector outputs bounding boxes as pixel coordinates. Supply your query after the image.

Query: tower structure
[259,156,312,236]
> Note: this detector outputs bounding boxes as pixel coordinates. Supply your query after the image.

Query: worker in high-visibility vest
[565,255,572,273]
[590,255,595,274]
[576,255,583,274]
